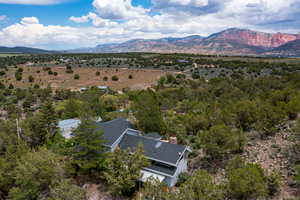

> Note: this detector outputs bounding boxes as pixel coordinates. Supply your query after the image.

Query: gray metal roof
[119,133,186,166]
[94,118,134,146]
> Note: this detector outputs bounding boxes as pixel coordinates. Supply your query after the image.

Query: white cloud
[92,0,148,19]
[154,0,209,8]
[69,12,118,27]
[0,0,68,5]
[1,0,300,50]
[69,15,89,23]
[0,16,185,50]
[20,17,39,25]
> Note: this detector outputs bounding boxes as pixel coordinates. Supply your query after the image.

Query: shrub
[103,76,108,81]
[295,165,300,183]
[0,71,5,76]
[8,84,14,89]
[48,70,53,75]
[53,72,58,76]
[198,124,246,159]
[227,157,268,200]
[28,75,34,83]
[74,74,80,80]
[65,65,73,74]
[111,75,119,81]
[33,84,40,89]
[15,72,22,81]
[267,172,281,196]
[192,73,200,79]
[96,71,100,76]
[0,82,5,89]
[128,74,133,79]
[176,172,190,186]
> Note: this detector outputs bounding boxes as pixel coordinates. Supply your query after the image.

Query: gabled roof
[119,133,186,166]
[94,118,134,147]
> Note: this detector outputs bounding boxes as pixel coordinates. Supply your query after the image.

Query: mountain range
[69,28,300,57]
[1,28,300,56]
[0,46,55,54]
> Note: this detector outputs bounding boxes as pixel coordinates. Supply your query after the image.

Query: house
[59,118,190,187]
[97,85,109,91]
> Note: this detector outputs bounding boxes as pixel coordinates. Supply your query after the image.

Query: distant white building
[97,85,109,90]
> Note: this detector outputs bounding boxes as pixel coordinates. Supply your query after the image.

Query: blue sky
[0,0,299,50]
[0,0,151,27]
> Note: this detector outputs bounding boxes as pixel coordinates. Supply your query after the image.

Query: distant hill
[0,46,55,54]
[66,28,300,57]
[265,39,300,57]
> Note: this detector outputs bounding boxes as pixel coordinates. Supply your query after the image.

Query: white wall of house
[164,153,188,187]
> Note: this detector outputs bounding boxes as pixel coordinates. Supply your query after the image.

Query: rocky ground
[242,121,299,200]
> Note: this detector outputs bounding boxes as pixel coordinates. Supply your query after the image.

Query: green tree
[100,94,119,112]
[39,100,59,142]
[15,71,22,81]
[103,145,149,196]
[71,119,106,176]
[8,148,65,200]
[226,157,268,200]
[178,170,224,200]
[22,100,58,148]
[56,99,85,119]
[112,75,119,81]
[74,74,80,80]
[234,100,258,131]
[133,90,166,133]
[198,124,246,159]
[28,75,34,83]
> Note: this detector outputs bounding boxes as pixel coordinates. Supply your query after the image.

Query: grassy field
[0,53,28,57]
[1,66,166,91]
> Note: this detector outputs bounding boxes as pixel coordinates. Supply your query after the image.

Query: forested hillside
[0,53,299,200]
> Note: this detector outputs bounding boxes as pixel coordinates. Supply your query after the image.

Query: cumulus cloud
[20,17,39,25]
[1,0,300,49]
[152,0,228,15]
[69,15,89,23]
[0,0,68,5]
[69,12,118,27]
[92,0,148,19]
[0,16,184,49]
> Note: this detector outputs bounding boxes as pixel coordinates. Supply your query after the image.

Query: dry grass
[1,66,166,91]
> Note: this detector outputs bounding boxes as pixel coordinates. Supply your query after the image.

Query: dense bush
[74,74,80,80]
[111,75,119,81]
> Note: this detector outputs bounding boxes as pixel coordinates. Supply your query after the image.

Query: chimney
[169,136,178,144]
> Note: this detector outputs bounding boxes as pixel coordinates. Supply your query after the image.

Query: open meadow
[1,65,166,91]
